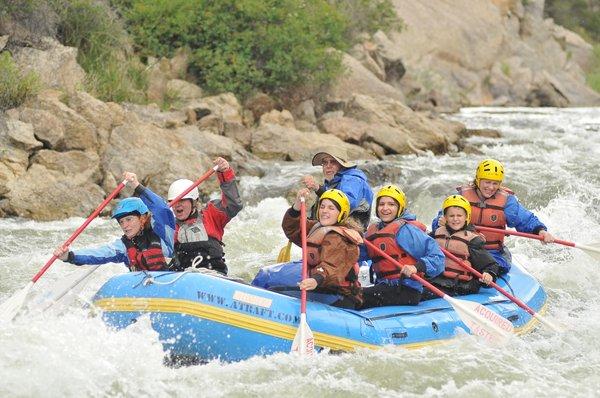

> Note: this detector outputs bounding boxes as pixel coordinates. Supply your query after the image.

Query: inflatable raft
[92,262,546,362]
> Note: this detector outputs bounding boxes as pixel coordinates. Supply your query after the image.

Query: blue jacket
[361,212,445,293]
[70,185,175,267]
[321,167,373,215]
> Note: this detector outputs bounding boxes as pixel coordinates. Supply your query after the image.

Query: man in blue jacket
[302,150,373,229]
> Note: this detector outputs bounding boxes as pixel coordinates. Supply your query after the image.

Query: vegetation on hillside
[0,52,40,111]
[112,0,401,99]
[545,0,600,92]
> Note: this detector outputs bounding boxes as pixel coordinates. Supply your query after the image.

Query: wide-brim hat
[311,151,356,169]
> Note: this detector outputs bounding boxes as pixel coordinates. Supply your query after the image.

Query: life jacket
[122,227,167,272]
[434,226,480,281]
[305,224,362,289]
[364,219,426,280]
[171,213,226,274]
[459,185,511,250]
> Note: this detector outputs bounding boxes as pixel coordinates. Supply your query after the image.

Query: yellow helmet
[475,159,504,186]
[442,195,471,224]
[375,184,406,218]
[318,189,350,223]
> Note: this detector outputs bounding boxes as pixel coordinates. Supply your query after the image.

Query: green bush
[0,52,40,111]
[114,0,399,99]
[545,0,600,42]
[52,0,147,102]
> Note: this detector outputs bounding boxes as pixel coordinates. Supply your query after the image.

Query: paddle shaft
[474,225,574,247]
[363,240,448,299]
[31,180,128,283]
[168,165,218,205]
[300,199,308,314]
[441,247,537,317]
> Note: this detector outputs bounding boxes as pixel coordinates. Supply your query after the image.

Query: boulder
[17,107,65,148]
[11,37,85,93]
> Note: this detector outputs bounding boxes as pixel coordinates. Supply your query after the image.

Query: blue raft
[92,262,547,362]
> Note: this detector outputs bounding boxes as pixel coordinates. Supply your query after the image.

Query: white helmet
[168,179,199,201]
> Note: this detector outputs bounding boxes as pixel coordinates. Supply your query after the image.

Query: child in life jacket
[282,188,364,309]
[360,185,444,309]
[53,172,175,271]
[429,195,499,296]
[432,159,555,274]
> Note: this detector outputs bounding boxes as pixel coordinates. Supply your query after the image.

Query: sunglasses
[321,159,338,166]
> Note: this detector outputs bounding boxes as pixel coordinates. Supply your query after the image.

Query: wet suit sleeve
[468,237,499,280]
[135,184,175,257]
[504,194,547,234]
[69,238,128,266]
[214,168,243,219]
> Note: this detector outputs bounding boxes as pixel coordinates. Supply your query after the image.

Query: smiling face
[445,206,468,230]
[318,198,341,226]
[377,196,399,223]
[171,199,194,221]
[117,215,144,239]
[477,179,501,199]
[321,156,342,181]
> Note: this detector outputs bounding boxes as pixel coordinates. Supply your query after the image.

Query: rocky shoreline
[0,0,597,220]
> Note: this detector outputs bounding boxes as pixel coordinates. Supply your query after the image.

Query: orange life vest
[434,226,480,281]
[122,228,167,272]
[459,185,511,250]
[365,219,425,280]
[306,224,362,288]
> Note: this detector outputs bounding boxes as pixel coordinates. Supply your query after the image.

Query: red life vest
[459,185,511,250]
[306,224,362,288]
[434,226,480,281]
[122,227,167,272]
[365,219,425,280]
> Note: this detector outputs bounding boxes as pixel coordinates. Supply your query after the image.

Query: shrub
[115,0,352,99]
[0,52,40,111]
[52,0,147,102]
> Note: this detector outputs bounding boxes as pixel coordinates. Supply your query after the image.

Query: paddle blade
[32,266,99,313]
[447,295,514,344]
[576,242,600,262]
[0,281,33,322]
[277,241,292,263]
[291,313,315,356]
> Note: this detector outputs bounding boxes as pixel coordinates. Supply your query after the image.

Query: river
[1,107,599,397]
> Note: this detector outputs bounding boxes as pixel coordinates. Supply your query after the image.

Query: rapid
[1,107,599,397]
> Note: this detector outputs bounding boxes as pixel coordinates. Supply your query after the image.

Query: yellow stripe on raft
[94,296,547,351]
[94,297,380,351]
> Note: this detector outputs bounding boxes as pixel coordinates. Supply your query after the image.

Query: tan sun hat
[311,151,356,169]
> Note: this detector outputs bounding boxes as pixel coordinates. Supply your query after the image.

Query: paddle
[291,198,315,355]
[440,247,561,332]
[0,180,128,322]
[39,165,221,314]
[276,241,292,263]
[475,225,600,262]
[364,240,514,343]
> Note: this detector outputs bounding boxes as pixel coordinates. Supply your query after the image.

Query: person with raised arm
[54,172,175,271]
[167,157,242,274]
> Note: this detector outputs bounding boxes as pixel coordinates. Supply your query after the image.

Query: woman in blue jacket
[361,185,444,308]
[54,172,175,271]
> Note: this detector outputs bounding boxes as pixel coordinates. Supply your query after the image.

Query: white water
[2,108,600,397]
